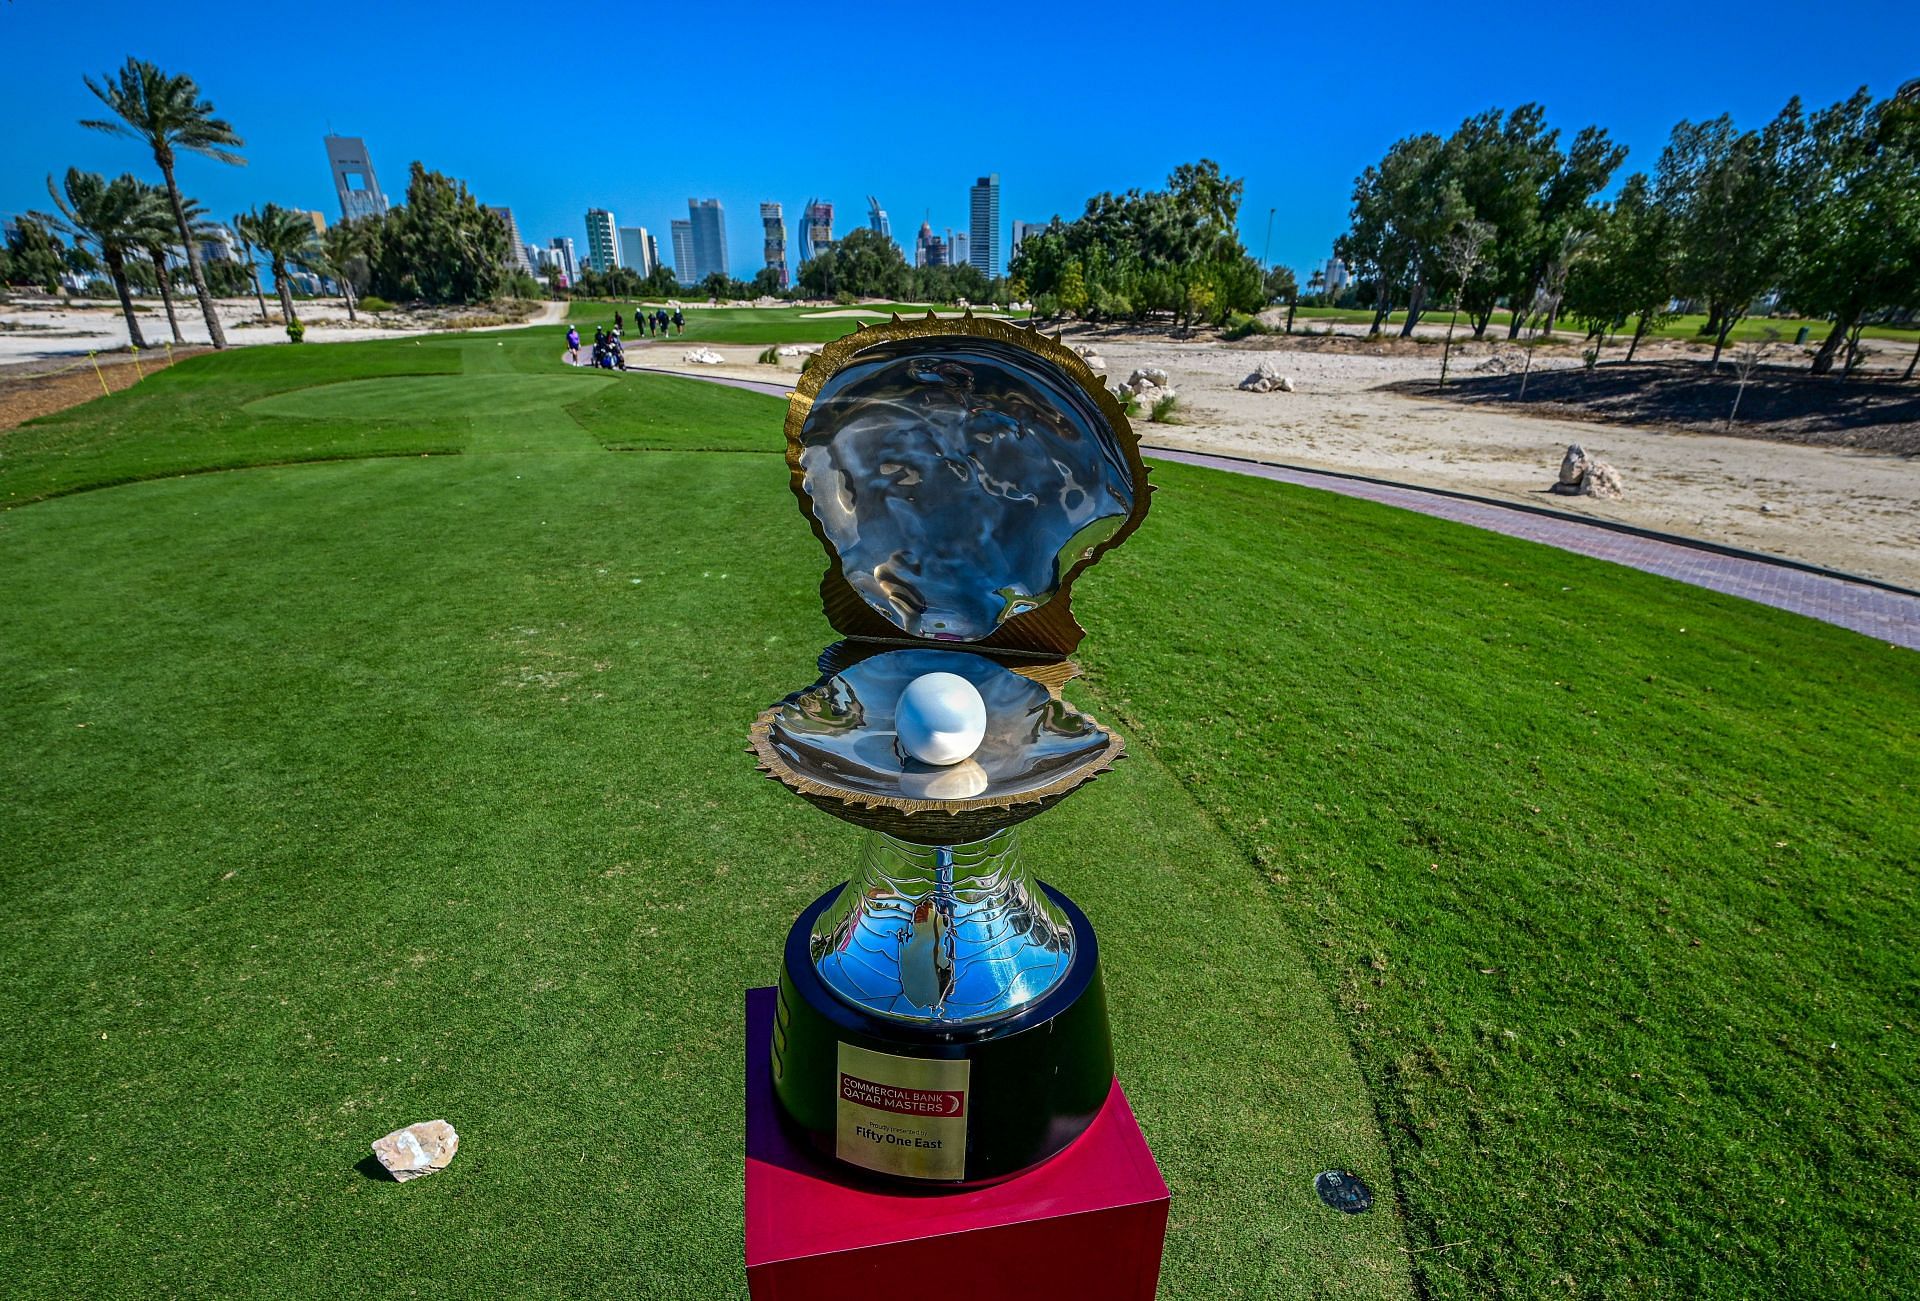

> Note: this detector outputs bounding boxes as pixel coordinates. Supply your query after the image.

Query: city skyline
[3,2,1913,282]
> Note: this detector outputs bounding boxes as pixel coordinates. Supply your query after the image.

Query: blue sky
[2,1,1913,282]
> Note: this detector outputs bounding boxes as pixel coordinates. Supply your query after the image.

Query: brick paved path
[639,368,1920,652]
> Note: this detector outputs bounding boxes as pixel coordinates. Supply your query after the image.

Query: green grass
[565,301,1027,345]
[2,330,1914,1298]
[0,332,1408,1298]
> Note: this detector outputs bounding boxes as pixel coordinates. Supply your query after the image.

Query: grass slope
[0,334,1409,1298]
[1082,461,1919,1296]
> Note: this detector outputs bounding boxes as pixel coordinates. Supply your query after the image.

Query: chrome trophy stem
[808,829,1075,1025]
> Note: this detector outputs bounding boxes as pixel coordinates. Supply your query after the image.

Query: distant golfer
[672,308,684,336]
[566,325,580,364]
[614,310,624,334]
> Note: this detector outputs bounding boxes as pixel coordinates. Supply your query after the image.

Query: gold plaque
[835,1041,970,1181]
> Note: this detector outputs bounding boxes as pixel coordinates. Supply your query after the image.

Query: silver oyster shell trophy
[750,314,1151,1185]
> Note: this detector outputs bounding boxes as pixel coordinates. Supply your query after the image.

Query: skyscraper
[619,226,653,276]
[324,135,387,222]
[1010,219,1042,260]
[867,195,890,240]
[760,202,788,287]
[688,199,728,282]
[968,174,1000,278]
[915,222,947,268]
[584,208,620,273]
[548,237,577,283]
[490,207,531,273]
[950,231,969,268]
[645,232,661,276]
[670,220,694,281]
[803,200,834,263]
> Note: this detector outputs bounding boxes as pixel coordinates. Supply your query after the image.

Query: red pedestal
[744,986,1169,1300]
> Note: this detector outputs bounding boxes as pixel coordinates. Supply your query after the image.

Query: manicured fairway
[565,300,1027,345]
[2,326,1914,1298]
[0,330,1410,1299]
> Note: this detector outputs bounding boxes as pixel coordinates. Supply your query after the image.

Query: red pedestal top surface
[743,986,1168,1268]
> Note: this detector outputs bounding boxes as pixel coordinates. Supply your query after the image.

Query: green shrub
[833,291,857,307]
[358,295,394,313]
[285,319,305,344]
[1222,312,1271,341]
[1150,393,1180,423]
[758,345,781,365]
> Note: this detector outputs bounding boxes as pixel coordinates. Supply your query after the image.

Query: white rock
[776,343,822,357]
[371,1120,459,1182]
[1549,444,1625,499]
[684,348,725,365]
[1072,345,1108,373]
[1238,360,1296,393]
[1127,366,1170,390]
[896,672,987,767]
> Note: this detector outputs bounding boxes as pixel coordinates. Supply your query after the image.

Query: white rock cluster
[684,348,726,365]
[776,343,821,357]
[1072,344,1107,374]
[1238,360,1296,393]
[1116,366,1176,406]
[371,1120,460,1182]
[1549,444,1624,500]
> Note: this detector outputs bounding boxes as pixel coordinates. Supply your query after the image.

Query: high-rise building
[324,135,387,222]
[294,209,327,236]
[760,202,787,287]
[645,232,661,276]
[670,220,694,281]
[1324,256,1351,293]
[950,231,969,268]
[915,221,947,268]
[619,226,653,276]
[198,226,243,265]
[867,195,890,240]
[968,174,1000,278]
[584,208,620,273]
[490,207,531,273]
[688,199,728,283]
[548,237,577,283]
[525,243,546,275]
[1010,219,1043,259]
[802,199,834,263]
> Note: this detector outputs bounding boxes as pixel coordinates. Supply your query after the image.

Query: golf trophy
[750,313,1151,1186]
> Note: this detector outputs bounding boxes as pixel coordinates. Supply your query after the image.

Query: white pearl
[895,672,987,767]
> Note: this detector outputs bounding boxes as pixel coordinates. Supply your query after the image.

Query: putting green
[246,372,613,423]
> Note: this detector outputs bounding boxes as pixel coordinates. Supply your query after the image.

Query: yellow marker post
[88,351,110,397]
[130,346,144,381]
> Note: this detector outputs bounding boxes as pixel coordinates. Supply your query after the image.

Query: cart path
[636,367,1920,652]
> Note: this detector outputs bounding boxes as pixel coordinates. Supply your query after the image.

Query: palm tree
[241,204,319,330]
[132,181,207,346]
[316,220,368,323]
[81,59,245,349]
[231,211,272,324]
[36,169,150,349]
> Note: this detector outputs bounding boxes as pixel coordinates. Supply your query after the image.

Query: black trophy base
[771,883,1114,1188]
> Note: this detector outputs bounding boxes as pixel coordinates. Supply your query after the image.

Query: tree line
[1009,160,1280,326]
[1336,88,1920,375]
[0,57,534,349]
